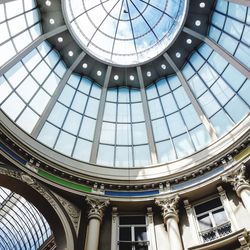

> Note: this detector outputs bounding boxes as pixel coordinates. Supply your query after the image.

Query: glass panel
[156,140,176,162]
[85,98,99,118]
[38,122,59,147]
[133,123,148,145]
[190,125,212,150]
[135,227,147,241]
[73,139,92,162]
[148,99,163,119]
[117,104,131,123]
[210,110,233,137]
[198,214,213,231]
[120,216,146,225]
[1,93,25,120]
[152,118,169,141]
[30,89,50,115]
[16,107,39,133]
[79,117,96,140]
[100,122,116,144]
[103,102,116,122]
[63,110,82,135]
[48,102,68,127]
[119,242,132,250]
[115,147,133,168]
[97,144,114,166]
[134,145,151,167]
[167,112,186,137]
[55,131,76,156]
[106,88,117,102]
[71,92,88,114]
[173,134,195,158]
[116,124,132,145]
[195,198,222,215]
[213,208,228,226]
[131,103,144,122]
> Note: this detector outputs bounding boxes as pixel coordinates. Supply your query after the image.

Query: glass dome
[63,0,187,66]
[0,0,249,169]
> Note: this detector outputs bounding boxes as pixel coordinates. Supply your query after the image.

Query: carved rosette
[86,197,109,222]
[222,164,250,196]
[155,195,180,223]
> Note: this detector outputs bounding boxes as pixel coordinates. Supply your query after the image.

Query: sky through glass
[64,0,187,66]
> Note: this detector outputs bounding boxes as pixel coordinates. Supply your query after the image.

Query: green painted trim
[38,170,92,193]
[234,146,250,161]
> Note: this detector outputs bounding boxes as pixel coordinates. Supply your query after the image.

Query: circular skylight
[63,0,187,66]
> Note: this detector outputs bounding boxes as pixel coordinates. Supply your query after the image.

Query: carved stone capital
[86,197,109,222]
[222,164,250,196]
[155,195,180,223]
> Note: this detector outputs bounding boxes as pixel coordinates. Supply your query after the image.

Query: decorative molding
[147,207,154,224]
[52,192,81,233]
[155,195,180,223]
[222,164,250,196]
[86,197,109,221]
[112,207,118,223]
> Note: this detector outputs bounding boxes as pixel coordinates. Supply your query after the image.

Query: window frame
[192,195,232,243]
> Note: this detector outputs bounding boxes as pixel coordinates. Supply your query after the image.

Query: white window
[194,197,232,243]
[118,215,149,250]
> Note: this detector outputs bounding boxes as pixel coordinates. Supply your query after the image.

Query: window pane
[135,227,147,241]
[97,144,114,166]
[213,208,228,226]
[198,214,213,231]
[120,216,146,225]
[119,227,132,241]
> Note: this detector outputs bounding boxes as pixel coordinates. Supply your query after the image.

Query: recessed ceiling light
[147,71,151,77]
[195,20,201,26]
[186,38,192,44]
[57,37,63,43]
[97,70,102,76]
[68,51,74,57]
[45,0,51,6]
[130,75,135,81]
[82,63,88,69]
[200,2,205,8]
[161,64,167,70]
[114,75,119,81]
[49,18,55,25]
[176,52,181,58]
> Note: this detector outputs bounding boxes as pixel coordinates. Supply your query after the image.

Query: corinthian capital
[155,195,180,222]
[86,197,109,221]
[222,164,250,195]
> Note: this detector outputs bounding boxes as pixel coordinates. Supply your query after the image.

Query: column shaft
[166,216,183,250]
[239,187,250,214]
[85,218,101,250]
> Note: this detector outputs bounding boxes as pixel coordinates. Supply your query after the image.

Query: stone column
[85,197,109,250]
[223,164,250,215]
[155,195,183,250]
[111,207,118,250]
